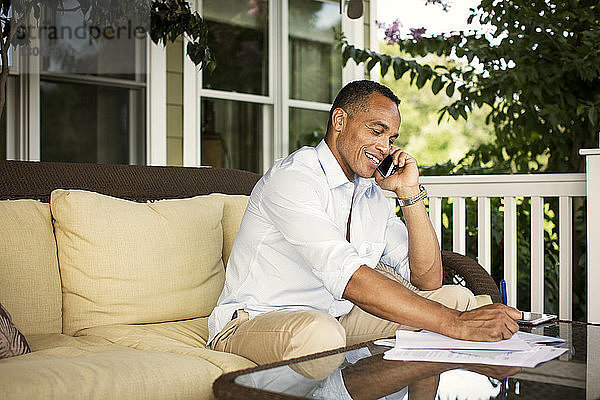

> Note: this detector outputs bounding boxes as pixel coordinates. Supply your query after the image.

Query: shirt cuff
[328,256,370,301]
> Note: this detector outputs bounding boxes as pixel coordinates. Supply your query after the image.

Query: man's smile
[365,151,381,167]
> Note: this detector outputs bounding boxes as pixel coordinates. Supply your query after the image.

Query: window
[200,0,270,173]
[4,1,148,164]
[37,2,147,164]
[202,0,269,95]
[197,0,360,173]
[40,81,145,164]
[289,107,329,152]
[289,0,342,104]
[201,99,263,171]
[288,0,342,153]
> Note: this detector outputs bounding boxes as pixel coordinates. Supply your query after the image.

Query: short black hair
[327,80,400,132]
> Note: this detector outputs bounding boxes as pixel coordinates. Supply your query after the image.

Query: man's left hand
[375,147,420,198]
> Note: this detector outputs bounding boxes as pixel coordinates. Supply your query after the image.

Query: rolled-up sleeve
[261,170,368,300]
[381,204,410,281]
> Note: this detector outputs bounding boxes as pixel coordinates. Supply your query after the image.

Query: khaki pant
[212,263,484,367]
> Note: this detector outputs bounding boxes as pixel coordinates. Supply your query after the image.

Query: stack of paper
[374,331,568,368]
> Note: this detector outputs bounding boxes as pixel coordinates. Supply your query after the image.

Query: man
[208,80,521,365]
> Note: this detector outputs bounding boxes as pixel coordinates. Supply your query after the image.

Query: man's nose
[375,139,390,155]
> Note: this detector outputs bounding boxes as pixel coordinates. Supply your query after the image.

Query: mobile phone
[518,312,557,326]
[376,154,399,178]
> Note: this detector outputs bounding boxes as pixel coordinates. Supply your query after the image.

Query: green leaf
[366,56,379,72]
[380,55,392,77]
[431,77,444,95]
[448,106,459,120]
[392,60,409,80]
[437,107,448,124]
[446,82,455,97]
[416,71,428,88]
[589,107,598,126]
[342,46,354,66]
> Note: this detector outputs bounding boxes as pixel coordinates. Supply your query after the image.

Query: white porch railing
[383,172,592,320]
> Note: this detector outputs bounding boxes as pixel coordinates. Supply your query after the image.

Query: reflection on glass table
[217,321,595,400]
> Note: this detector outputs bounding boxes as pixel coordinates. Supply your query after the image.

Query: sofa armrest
[441,250,502,304]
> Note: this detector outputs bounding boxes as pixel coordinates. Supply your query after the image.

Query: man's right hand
[446,304,522,341]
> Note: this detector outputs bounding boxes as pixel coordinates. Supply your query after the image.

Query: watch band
[397,185,427,207]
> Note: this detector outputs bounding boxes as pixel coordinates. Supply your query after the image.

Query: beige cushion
[0,343,221,400]
[208,193,249,267]
[26,333,112,352]
[79,318,256,373]
[0,200,62,336]
[51,190,225,335]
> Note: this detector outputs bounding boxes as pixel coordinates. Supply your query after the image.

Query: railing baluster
[429,197,442,247]
[477,197,491,274]
[503,196,517,307]
[531,196,545,313]
[580,149,600,323]
[452,197,466,255]
[559,196,573,320]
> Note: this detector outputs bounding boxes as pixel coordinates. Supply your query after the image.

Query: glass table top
[228,322,599,400]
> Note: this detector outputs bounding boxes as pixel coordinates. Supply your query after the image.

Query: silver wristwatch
[397,185,427,207]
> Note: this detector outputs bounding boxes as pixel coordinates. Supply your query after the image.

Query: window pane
[202,98,263,173]
[40,81,145,164]
[289,0,342,103]
[202,0,269,95]
[38,0,147,80]
[289,107,328,153]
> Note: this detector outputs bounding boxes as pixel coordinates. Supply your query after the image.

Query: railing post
[503,196,518,307]
[580,149,600,324]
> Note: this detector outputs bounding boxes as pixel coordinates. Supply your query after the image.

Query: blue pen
[500,279,508,305]
[499,279,510,399]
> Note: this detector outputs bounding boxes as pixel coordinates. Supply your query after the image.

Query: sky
[376,0,484,38]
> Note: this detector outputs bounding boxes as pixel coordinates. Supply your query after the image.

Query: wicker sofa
[0,160,500,400]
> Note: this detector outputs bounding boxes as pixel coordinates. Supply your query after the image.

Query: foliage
[150,0,214,71]
[341,0,597,319]
[377,45,494,165]
[342,0,600,173]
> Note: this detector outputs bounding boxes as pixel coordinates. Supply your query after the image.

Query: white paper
[376,330,568,368]
[383,346,568,368]
[513,331,566,345]
[389,330,532,351]
[374,331,565,349]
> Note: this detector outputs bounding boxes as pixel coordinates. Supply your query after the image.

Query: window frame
[191,0,365,173]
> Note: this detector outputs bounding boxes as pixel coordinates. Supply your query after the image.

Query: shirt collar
[316,140,377,195]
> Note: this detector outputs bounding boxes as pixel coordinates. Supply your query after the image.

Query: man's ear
[331,108,347,132]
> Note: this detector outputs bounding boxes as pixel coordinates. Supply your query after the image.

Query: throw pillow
[0,302,31,359]
[51,190,226,335]
[208,193,250,267]
[0,199,62,336]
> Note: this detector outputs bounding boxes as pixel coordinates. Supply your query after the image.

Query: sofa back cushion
[0,200,62,336]
[208,193,249,267]
[51,190,225,335]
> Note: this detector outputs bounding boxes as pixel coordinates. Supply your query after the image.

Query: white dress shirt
[207,140,410,345]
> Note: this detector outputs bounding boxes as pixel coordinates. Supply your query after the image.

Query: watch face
[377,155,398,178]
